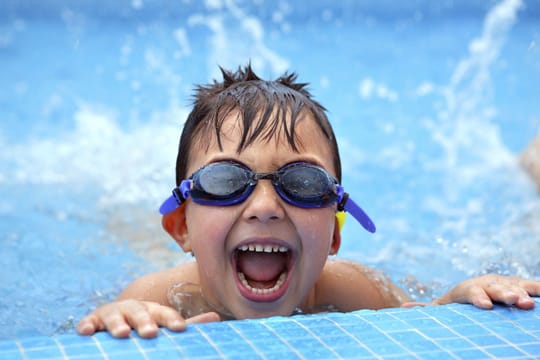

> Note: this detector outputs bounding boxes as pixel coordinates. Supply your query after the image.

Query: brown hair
[175,64,342,184]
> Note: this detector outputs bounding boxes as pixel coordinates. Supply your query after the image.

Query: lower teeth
[238,272,287,295]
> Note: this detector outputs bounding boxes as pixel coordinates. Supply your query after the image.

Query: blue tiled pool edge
[2,300,540,359]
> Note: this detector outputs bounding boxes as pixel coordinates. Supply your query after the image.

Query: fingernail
[169,319,185,329]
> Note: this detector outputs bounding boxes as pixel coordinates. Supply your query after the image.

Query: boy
[78,65,540,339]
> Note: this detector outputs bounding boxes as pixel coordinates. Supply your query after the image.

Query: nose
[242,179,285,223]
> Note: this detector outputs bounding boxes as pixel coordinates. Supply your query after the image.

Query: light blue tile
[451,348,490,359]
[415,351,455,360]
[248,338,297,353]
[517,318,540,331]
[401,317,441,328]
[55,334,96,346]
[263,352,303,360]
[19,337,57,349]
[180,344,220,358]
[25,346,64,359]
[467,335,505,347]
[294,345,339,360]
[520,343,540,356]
[0,340,19,352]
[98,337,139,354]
[231,321,269,333]
[294,316,334,327]
[305,325,348,338]
[265,324,310,339]
[215,342,258,356]
[332,343,372,358]
[0,352,25,360]
[63,343,101,357]
[417,326,455,339]
[435,337,474,350]
[390,331,440,352]
[499,330,537,344]
[363,341,407,356]
[373,319,411,332]
[144,349,184,359]
[484,345,527,357]
[107,352,146,360]
[452,324,491,337]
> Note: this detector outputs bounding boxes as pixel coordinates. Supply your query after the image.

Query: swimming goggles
[159,161,376,233]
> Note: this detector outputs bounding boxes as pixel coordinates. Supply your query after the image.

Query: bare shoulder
[520,135,540,191]
[117,261,199,305]
[313,259,408,311]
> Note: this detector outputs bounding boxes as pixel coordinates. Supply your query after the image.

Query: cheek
[296,209,335,254]
[185,204,237,254]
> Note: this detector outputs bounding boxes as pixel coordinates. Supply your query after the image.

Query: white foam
[1,103,189,208]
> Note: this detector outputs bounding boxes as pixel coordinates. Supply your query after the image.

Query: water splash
[430,0,523,172]
[427,0,540,280]
[188,0,290,79]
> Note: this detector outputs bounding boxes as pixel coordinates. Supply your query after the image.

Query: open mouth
[233,243,293,302]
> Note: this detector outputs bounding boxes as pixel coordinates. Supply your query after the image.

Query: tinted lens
[190,162,252,202]
[278,164,338,207]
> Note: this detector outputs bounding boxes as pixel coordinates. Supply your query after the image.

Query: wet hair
[175,64,342,184]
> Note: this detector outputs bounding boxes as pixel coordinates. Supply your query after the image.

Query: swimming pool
[1,0,539,344]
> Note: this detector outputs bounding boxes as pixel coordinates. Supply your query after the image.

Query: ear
[329,215,342,255]
[162,204,192,253]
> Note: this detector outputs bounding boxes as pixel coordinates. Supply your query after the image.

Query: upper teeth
[238,244,288,253]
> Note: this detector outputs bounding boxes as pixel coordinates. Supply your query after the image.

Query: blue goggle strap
[159,180,191,215]
[336,188,376,233]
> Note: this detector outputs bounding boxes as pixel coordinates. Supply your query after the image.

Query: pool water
[1,0,539,340]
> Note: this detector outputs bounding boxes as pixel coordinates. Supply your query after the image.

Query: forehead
[188,109,335,172]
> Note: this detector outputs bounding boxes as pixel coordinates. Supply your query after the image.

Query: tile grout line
[385,311,458,359]
[291,318,344,359]
[228,322,268,360]
[260,321,307,360]
[193,325,230,359]
[160,328,189,358]
[130,335,150,360]
[417,306,496,359]
[15,340,28,360]
[452,306,534,357]
[91,336,110,360]
[356,312,421,359]
[324,316,384,360]
[53,337,69,359]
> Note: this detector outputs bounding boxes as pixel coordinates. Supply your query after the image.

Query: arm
[77,262,219,338]
[310,259,409,312]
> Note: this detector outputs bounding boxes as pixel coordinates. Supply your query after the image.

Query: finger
[119,301,160,338]
[400,302,428,308]
[467,286,494,309]
[519,279,540,297]
[145,303,186,332]
[186,312,221,324]
[99,306,133,338]
[77,315,104,336]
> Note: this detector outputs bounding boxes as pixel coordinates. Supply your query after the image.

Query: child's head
[160,65,373,319]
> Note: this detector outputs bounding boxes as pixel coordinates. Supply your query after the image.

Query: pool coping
[1,299,540,359]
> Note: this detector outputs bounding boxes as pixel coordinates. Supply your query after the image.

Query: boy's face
[171,111,340,319]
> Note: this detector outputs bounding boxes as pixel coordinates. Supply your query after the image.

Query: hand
[77,300,220,338]
[402,275,540,310]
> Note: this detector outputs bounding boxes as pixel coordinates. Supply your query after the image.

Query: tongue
[237,251,287,283]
